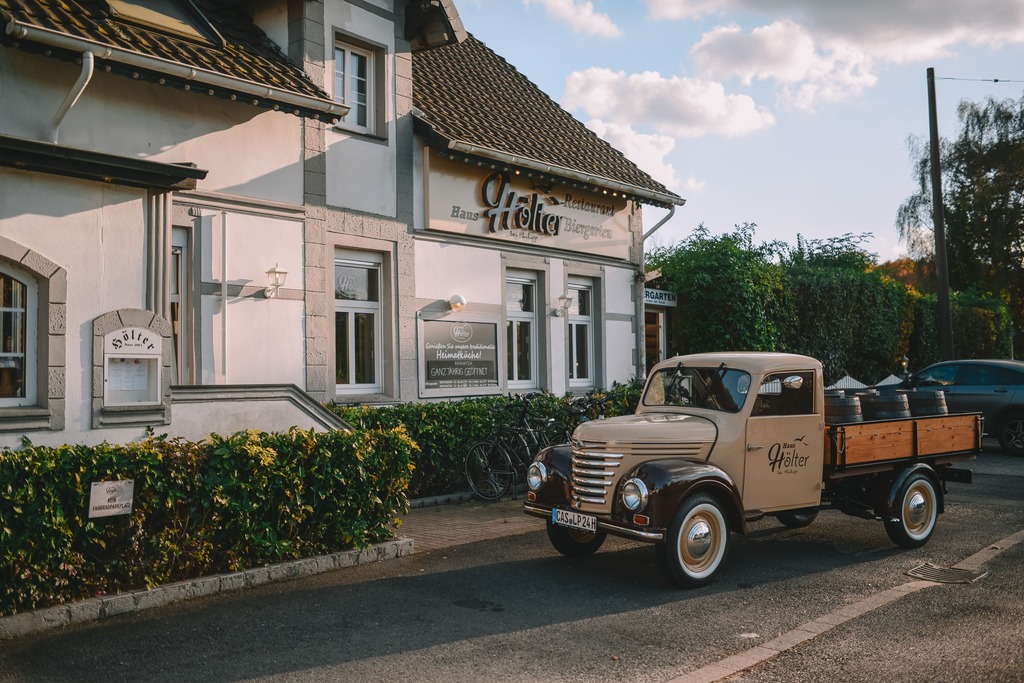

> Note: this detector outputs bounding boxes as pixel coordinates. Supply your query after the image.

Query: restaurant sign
[427,154,632,260]
[644,288,677,307]
[422,320,499,390]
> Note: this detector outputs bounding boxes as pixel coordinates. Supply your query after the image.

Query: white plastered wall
[324,0,398,216]
[604,265,639,385]
[0,51,305,205]
[194,210,305,386]
[0,169,147,447]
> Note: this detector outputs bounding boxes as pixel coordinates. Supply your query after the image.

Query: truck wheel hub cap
[686,521,712,559]
[907,492,927,526]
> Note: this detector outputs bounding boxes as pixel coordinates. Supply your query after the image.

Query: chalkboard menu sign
[422,320,499,390]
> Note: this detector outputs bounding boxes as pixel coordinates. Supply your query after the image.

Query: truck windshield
[642,363,751,413]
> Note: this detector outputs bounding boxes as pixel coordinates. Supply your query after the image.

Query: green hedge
[329,381,644,500]
[0,427,416,617]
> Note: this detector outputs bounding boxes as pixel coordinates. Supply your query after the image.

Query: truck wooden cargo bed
[825,413,981,472]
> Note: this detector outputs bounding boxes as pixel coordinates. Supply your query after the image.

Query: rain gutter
[443,139,686,208]
[4,20,349,120]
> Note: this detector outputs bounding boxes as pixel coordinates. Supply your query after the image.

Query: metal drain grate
[906,562,989,584]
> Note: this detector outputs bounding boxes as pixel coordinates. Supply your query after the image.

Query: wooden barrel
[825,393,863,424]
[859,392,911,420]
[908,390,948,416]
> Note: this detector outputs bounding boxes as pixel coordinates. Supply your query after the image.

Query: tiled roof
[0,0,344,121]
[412,35,684,207]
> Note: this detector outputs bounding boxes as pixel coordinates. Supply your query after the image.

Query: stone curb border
[0,538,413,641]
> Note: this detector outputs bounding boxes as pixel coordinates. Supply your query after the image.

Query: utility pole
[927,67,955,361]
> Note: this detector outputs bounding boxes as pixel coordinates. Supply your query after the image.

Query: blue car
[892,359,1024,455]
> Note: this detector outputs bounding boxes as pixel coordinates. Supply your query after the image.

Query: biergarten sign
[644,288,677,307]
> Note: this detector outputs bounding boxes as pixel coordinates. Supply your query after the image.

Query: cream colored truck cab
[524,352,978,588]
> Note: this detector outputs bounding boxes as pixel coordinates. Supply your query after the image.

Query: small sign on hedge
[88,480,135,518]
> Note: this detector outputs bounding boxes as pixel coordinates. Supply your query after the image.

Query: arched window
[0,265,37,406]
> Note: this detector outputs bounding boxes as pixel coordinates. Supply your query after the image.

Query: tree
[897,94,1024,342]
[876,257,936,296]
[646,224,786,354]
[780,234,912,385]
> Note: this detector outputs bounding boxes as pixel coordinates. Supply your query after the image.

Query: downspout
[642,204,675,243]
[48,52,94,143]
[638,204,676,377]
[221,211,228,384]
[639,204,676,292]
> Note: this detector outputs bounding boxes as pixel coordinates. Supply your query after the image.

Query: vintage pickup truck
[524,352,980,587]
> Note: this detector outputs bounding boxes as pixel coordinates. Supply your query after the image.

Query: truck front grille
[570,447,622,505]
[570,440,707,510]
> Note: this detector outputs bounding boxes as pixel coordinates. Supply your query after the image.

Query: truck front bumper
[524,501,666,543]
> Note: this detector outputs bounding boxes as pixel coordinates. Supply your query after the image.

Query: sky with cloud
[455,0,1024,261]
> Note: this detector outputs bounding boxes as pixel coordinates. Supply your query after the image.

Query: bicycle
[565,389,623,434]
[465,394,557,500]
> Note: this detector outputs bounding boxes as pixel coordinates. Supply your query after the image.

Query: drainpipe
[221,211,228,384]
[642,204,675,243]
[48,52,94,143]
[639,203,676,283]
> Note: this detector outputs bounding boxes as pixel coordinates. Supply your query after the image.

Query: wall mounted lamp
[553,294,573,317]
[265,264,288,298]
[449,294,467,312]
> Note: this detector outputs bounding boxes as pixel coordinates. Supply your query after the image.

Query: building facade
[0,0,682,449]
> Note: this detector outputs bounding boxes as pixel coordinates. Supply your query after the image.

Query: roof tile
[413,35,683,206]
[0,0,334,117]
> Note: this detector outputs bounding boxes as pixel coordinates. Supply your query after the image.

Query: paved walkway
[397,495,537,552]
[397,450,1024,553]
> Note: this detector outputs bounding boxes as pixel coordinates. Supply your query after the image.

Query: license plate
[552,508,597,533]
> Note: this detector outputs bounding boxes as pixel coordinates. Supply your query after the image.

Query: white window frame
[335,250,383,395]
[506,273,539,390]
[0,264,37,407]
[568,281,594,389]
[334,40,374,135]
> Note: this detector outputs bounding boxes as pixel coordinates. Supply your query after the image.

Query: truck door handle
[747,444,763,451]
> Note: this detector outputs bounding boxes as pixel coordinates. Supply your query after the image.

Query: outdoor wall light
[554,294,573,317]
[449,294,467,312]
[265,264,288,298]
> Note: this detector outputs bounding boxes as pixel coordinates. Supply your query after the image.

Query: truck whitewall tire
[657,493,729,588]
[884,472,938,548]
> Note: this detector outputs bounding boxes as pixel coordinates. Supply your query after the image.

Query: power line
[936,76,1024,84]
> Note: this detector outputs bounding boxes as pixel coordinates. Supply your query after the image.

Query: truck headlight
[527,462,548,490]
[621,478,649,511]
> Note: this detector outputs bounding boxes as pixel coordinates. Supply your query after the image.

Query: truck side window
[751,371,814,416]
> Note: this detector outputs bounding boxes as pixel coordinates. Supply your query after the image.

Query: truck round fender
[527,444,573,505]
[628,459,746,535]
[883,463,944,519]
[883,464,943,548]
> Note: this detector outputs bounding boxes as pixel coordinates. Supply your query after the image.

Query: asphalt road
[1,452,1022,683]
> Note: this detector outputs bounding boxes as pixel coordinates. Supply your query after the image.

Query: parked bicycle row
[464,390,629,501]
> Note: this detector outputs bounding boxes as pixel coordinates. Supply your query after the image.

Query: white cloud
[646,0,723,20]
[523,0,622,38]
[691,20,876,110]
[563,67,775,138]
[646,0,1024,63]
[583,119,682,190]
[692,21,816,85]
[643,0,1024,110]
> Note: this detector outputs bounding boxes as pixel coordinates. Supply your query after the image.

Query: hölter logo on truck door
[768,435,811,474]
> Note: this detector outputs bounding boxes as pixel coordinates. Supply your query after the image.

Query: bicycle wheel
[465,440,514,501]
[506,430,535,471]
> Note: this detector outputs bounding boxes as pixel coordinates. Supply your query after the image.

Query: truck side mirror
[782,375,804,390]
